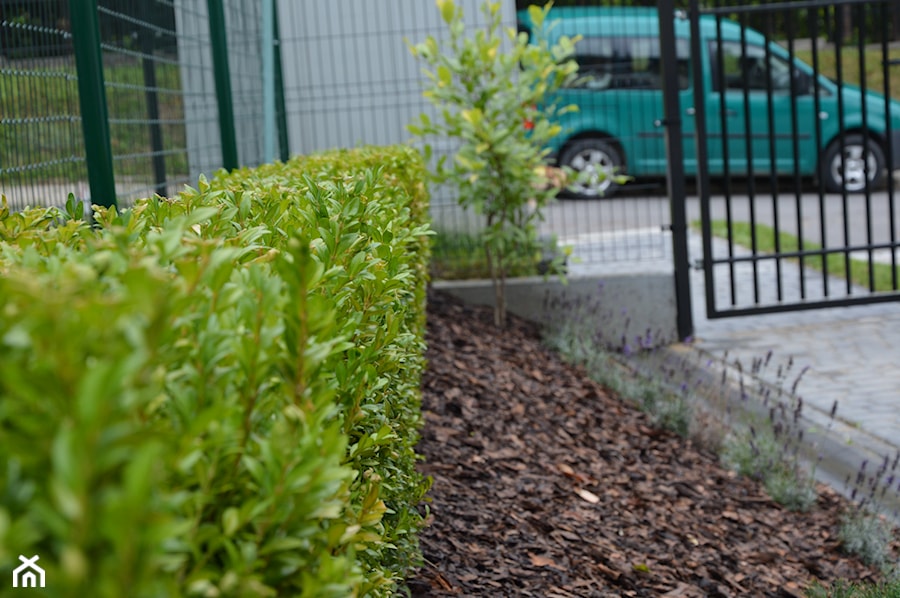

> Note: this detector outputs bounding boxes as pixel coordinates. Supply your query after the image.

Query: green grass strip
[694,220,900,293]
[430,230,549,280]
[807,578,900,598]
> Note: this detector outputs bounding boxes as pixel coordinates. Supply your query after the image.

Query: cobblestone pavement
[688,231,900,447]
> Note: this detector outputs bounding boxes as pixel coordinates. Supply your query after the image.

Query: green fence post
[69,0,117,209]
[274,0,290,162]
[207,0,239,170]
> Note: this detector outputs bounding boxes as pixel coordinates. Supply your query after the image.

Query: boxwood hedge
[0,145,431,597]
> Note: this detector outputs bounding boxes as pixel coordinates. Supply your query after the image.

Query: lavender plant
[838,452,900,571]
[718,358,824,511]
[541,286,690,436]
[807,578,900,597]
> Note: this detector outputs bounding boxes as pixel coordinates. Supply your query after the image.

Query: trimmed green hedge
[0,145,431,597]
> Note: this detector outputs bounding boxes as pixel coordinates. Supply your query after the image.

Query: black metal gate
[664,0,900,321]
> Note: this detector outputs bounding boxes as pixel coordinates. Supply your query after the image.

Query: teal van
[518,7,900,197]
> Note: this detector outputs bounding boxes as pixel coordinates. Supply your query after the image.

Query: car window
[710,41,794,93]
[570,36,690,91]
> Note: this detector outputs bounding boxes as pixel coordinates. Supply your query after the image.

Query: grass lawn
[697,219,900,292]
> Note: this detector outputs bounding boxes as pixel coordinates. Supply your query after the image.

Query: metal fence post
[207,0,239,170]
[274,0,290,162]
[69,0,117,209]
[658,0,694,341]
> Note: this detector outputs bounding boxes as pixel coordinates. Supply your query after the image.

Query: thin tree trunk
[485,243,506,328]
[484,213,505,328]
[496,249,506,328]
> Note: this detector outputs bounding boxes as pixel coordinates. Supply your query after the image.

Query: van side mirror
[792,69,811,96]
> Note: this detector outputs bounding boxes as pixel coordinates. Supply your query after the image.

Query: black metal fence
[685,0,900,317]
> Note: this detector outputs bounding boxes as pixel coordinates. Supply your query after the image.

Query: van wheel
[821,134,885,193]
[558,138,623,199]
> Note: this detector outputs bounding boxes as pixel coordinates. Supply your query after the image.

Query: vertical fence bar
[274,0,290,162]
[738,13,761,305]
[881,1,898,289]
[713,16,737,307]
[69,0,117,209]
[207,0,238,170]
[659,0,693,340]
[762,13,783,303]
[856,3,875,291]
[140,1,168,197]
[810,8,829,297]
[691,0,718,319]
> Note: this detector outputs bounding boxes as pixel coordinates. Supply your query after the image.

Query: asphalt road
[540,182,900,263]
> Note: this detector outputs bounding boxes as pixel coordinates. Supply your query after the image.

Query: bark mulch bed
[408,290,885,597]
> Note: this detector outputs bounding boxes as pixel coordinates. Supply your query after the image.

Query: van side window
[710,41,794,93]
[571,36,689,91]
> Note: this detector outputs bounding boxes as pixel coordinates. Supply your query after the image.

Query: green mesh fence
[0,0,275,211]
[0,1,88,210]
[98,0,190,205]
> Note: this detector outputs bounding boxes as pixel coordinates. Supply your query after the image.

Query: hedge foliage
[0,145,431,597]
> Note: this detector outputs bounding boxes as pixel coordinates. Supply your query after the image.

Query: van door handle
[723,109,737,116]
[686,107,696,116]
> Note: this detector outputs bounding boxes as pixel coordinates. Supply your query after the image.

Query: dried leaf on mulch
[408,290,884,597]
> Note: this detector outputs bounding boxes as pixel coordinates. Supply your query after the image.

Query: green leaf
[437,65,452,87]
[223,507,240,537]
[527,4,545,28]
[259,537,307,556]
[438,0,456,24]
[461,108,483,127]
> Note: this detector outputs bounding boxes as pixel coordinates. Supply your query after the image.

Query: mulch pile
[408,290,884,597]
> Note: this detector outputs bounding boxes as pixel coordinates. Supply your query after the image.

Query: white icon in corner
[12,555,45,588]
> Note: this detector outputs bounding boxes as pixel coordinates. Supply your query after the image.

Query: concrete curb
[433,272,678,350]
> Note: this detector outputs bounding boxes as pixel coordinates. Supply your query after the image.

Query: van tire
[558,138,623,199]
[820,134,885,194]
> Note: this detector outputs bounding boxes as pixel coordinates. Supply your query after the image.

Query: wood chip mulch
[407,290,882,597]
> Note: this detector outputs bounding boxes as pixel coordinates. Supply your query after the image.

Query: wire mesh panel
[0,0,265,210]
[97,0,193,205]
[519,0,685,270]
[0,1,88,210]
[171,0,223,186]
[174,0,279,184]
[275,1,682,273]
[223,0,265,168]
[277,0,517,268]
